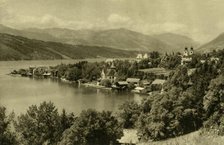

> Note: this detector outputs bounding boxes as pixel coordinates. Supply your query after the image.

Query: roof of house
[151,79,166,85]
[142,80,151,85]
[126,78,140,83]
[134,87,145,90]
[118,129,139,144]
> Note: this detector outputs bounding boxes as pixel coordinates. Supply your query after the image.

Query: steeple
[183,47,189,56]
[189,47,194,55]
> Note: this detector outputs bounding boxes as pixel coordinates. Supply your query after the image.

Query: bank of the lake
[0,59,142,115]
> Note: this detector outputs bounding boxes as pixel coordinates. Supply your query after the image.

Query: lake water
[0,59,143,115]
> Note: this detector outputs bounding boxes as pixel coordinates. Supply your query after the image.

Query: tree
[150,51,160,59]
[118,101,141,128]
[203,75,224,134]
[0,106,18,145]
[100,79,112,87]
[59,109,123,145]
[65,67,82,81]
[136,87,203,141]
[164,66,190,91]
[56,64,69,78]
[82,63,101,81]
[15,102,74,145]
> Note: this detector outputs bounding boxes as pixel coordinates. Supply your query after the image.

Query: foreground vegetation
[0,102,123,145]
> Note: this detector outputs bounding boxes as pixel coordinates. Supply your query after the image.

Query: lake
[0,59,143,115]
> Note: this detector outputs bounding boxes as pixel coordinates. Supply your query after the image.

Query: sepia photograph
[1,0,224,144]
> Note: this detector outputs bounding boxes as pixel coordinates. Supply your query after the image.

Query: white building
[181,47,194,65]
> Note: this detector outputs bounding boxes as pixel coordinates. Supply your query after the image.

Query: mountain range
[0,24,198,53]
[0,33,137,61]
[198,33,224,52]
[24,27,199,52]
[6,24,224,61]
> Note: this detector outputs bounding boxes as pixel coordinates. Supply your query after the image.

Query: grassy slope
[139,131,224,145]
[198,33,224,52]
[0,33,137,61]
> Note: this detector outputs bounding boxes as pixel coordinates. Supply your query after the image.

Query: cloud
[149,22,188,33]
[1,13,95,29]
[108,13,130,24]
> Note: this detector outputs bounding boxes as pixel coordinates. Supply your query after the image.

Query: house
[118,129,139,145]
[143,53,149,59]
[136,54,143,59]
[101,69,106,80]
[126,78,140,86]
[150,79,166,93]
[136,53,149,62]
[151,79,166,85]
[112,81,128,91]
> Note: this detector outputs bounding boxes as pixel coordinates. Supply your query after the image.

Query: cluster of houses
[136,53,149,59]
[180,47,220,65]
[98,60,168,95]
[99,46,222,96]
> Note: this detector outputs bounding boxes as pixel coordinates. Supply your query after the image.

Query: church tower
[183,47,189,56]
[189,47,194,55]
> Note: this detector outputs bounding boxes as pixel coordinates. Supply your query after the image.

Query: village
[11,47,221,97]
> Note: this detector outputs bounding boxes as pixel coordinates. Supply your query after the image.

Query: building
[112,81,129,91]
[126,78,140,86]
[101,69,106,80]
[136,53,149,62]
[136,54,143,59]
[101,62,117,83]
[181,47,194,65]
[150,79,166,94]
[143,53,149,59]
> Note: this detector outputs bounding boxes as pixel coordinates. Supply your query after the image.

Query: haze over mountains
[0,33,137,60]
[24,27,199,52]
[5,23,224,61]
[0,24,199,53]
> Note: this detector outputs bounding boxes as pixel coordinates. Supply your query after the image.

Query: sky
[0,0,224,43]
